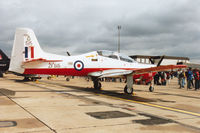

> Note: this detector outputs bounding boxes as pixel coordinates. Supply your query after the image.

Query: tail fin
[9,28,44,73]
[0,49,9,61]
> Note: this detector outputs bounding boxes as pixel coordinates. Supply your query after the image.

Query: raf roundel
[74,60,84,71]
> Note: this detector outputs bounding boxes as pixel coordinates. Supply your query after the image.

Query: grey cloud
[98,0,200,61]
[0,0,200,63]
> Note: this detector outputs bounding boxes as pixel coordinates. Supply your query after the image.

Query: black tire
[124,85,133,94]
[31,78,36,81]
[0,72,3,78]
[149,86,154,92]
[66,78,70,81]
[146,82,151,85]
[23,77,30,81]
[124,85,127,93]
[94,82,101,90]
[98,82,102,90]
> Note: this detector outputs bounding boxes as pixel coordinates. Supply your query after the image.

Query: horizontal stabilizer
[23,58,62,63]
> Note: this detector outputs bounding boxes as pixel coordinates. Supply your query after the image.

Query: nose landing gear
[124,85,133,94]
[149,82,154,92]
[124,74,134,95]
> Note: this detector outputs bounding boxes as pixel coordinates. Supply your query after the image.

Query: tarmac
[0,74,200,133]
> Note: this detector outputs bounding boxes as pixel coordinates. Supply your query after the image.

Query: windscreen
[97,50,118,60]
[119,53,134,63]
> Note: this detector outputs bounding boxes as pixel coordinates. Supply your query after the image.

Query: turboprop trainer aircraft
[9,28,186,94]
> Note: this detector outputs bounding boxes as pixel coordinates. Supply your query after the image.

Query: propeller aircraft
[9,28,186,94]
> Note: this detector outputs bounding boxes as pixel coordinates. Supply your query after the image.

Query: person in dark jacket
[194,69,200,90]
[187,68,193,90]
[154,73,160,85]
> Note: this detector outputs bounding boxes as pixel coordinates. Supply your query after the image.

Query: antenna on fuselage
[66,51,71,56]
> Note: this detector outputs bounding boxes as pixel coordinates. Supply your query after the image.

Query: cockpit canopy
[97,50,135,63]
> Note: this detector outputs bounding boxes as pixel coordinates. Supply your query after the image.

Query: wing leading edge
[133,65,187,75]
[88,65,187,78]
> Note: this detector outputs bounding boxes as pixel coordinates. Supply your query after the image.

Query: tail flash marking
[25,46,34,59]
[25,47,28,58]
[31,46,34,58]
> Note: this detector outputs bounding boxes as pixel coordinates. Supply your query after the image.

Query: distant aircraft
[132,56,165,86]
[9,28,186,94]
[0,49,10,77]
[133,72,157,85]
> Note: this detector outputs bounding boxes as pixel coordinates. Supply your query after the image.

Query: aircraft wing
[133,65,187,74]
[88,65,186,78]
[88,69,133,78]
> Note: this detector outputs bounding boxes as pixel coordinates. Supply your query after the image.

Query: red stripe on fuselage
[23,68,138,76]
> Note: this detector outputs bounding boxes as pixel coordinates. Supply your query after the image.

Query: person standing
[187,68,193,90]
[179,70,186,88]
[154,73,159,85]
[166,72,171,85]
[177,69,181,86]
[194,69,200,90]
[187,67,192,89]
[191,70,195,88]
[161,72,167,85]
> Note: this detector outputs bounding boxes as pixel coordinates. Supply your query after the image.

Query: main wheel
[0,72,3,78]
[31,77,37,81]
[124,85,127,93]
[94,81,101,90]
[149,86,154,92]
[124,85,133,94]
[23,77,30,81]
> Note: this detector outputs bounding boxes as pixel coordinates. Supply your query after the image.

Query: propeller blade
[149,57,155,64]
[157,55,165,66]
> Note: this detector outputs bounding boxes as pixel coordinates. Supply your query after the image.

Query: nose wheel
[124,85,133,94]
[149,82,154,92]
[149,86,154,92]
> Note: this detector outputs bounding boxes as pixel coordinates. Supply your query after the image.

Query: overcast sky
[0,0,200,63]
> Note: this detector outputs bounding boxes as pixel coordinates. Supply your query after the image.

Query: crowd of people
[177,68,200,90]
[153,71,172,86]
[153,68,200,90]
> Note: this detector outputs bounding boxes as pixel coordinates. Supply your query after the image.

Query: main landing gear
[23,77,41,81]
[92,78,102,90]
